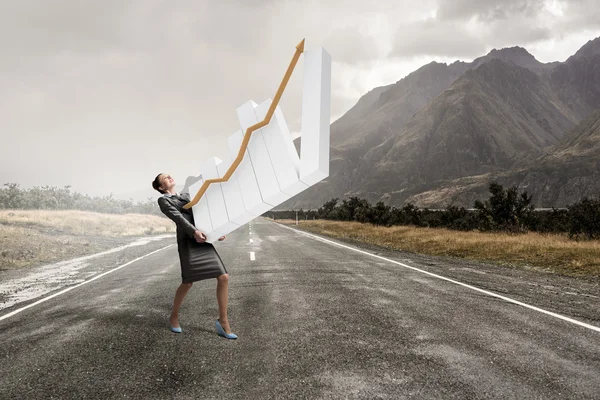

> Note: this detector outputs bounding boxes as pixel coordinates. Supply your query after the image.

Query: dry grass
[274,219,600,279]
[0,209,175,237]
[0,209,175,270]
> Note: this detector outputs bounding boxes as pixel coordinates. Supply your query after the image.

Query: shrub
[567,197,600,240]
[473,182,534,233]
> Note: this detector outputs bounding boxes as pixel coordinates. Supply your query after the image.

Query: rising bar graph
[184,41,331,243]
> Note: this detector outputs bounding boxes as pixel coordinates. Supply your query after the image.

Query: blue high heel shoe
[170,317,182,333]
[215,319,237,339]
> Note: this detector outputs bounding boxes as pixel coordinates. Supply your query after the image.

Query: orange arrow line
[183,39,305,210]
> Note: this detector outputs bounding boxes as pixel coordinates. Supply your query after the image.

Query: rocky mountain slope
[405,108,600,208]
[277,37,600,210]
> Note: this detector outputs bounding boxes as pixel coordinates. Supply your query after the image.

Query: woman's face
[159,173,175,191]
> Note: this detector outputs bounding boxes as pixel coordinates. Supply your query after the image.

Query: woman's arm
[157,197,198,238]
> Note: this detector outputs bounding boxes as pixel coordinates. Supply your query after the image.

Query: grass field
[273,219,600,279]
[0,209,175,270]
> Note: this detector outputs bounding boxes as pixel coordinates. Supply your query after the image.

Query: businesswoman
[152,173,237,339]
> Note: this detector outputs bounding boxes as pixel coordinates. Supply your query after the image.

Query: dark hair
[152,173,166,194]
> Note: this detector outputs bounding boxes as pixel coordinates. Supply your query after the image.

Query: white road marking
[276,222,600,334]
[0,244,174,322]
[250,239,253,243]
[250,251,255,261]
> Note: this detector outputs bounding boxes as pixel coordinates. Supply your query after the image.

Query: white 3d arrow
[183,40,331,243]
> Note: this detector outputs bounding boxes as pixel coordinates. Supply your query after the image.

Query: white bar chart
[188,46,331,242]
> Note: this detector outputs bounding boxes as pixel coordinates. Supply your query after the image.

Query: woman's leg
[216,273,232,333]
[170,282,193,327]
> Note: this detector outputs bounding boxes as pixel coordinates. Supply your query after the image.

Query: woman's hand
[194,230,207,243]
[218,235,226,241]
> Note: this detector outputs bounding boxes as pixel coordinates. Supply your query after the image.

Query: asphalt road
[1,217,599,399]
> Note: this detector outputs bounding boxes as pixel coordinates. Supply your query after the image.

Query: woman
[152,173,237,339]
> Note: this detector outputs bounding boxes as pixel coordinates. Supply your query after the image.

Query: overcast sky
[2,0,599,200]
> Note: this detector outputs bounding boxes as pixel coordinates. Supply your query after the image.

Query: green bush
[473,182,535,233]
[567,197,600,240]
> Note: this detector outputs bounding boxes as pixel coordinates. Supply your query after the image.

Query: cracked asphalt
[1,217,599,399]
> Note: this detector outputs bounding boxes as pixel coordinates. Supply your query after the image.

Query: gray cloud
[393,19,487,58]
[0,1,129,57]
[555,1,600,32]
[436,0,546,22]
[323,27,383,64]
[390,0,600,60]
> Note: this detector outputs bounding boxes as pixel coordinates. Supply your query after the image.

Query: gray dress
[157,192,227,283]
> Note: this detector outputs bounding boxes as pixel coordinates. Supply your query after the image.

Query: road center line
[275,222,600,333]
[0,244,174,322]
[250,251,255,261]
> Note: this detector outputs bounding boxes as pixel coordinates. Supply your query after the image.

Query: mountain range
[278,36,600,210]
